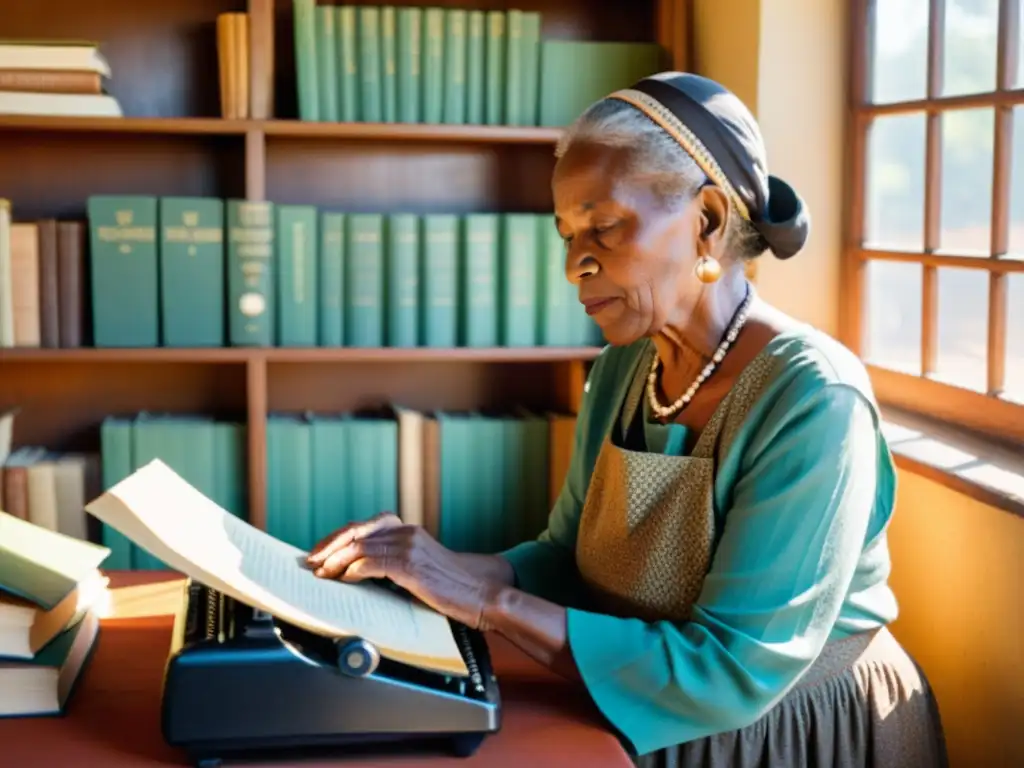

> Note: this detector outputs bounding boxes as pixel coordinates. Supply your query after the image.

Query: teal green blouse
[501,326,900,756]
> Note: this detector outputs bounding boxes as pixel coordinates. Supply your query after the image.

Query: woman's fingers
[340,557,388,583]
[314,532,405,579]
[306,512,401,566]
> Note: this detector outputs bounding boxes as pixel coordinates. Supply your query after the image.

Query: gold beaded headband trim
[606,88,752,221]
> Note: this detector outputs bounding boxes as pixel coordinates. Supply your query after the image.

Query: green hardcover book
[520,12,541,126]
[0,510,109,610]
[461,213,498,347]
[366,415,398,518]
[316,4,339,121]
[276,204,318,347]
[518,410,550,542]
[345,213,384,347]
[422,7,445,123]
[500,213,540,346]
[213,421,246,519]
[504,10,523,126]
[420,214,458,347]
[336,6,359,121]
[310,414,349,541]
[380,5,398,122]
[158,196,224,347]
[442,9,467,124]
[437,413,473,552]
[99,417,134,569]
[499,415,525,551]
[358,6,383,122]
[87,195,158,347]
[538,216,573,345]
[465,11,485,124]
[385,213,419,347]
[293,0,319,120]
[319,212,345,346]
[484,11,506,125]
[539,41,663,127]
[396,7,422,123]
[227,200,275,347]
[266,415,313,550]
[345,417,394,526]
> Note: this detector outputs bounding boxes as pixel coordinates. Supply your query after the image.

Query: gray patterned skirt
[635,627,948,768]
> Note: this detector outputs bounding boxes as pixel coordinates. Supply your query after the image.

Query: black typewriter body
[161,580,501,768]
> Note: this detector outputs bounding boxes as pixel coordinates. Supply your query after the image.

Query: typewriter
[161,580,501,768]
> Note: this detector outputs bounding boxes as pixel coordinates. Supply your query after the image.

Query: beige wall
[690,1,1023,765]
[887,471,1024,767]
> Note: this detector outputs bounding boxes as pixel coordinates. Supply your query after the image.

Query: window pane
[1006,273,1024,402]
[935,267,989,391]
[865,260,922,374]
[865,114,926,250]
[1008,108,1024,256]
[940,108,994,255]
[943,0,1000,97]
[871,0,929,103]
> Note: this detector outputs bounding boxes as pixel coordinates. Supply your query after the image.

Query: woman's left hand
[306,513,494,629]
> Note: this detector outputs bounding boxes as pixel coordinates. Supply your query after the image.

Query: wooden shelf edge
[0,115,565,144]
[0,347,603,364]
[0,115,249,135]
[261,120,564,143]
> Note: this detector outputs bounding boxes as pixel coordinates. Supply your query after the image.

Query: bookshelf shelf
[0,347,602,364]
[0,115,564,145]
[261,120,564,144]
[0,115,250,136]
[1,0,688,539]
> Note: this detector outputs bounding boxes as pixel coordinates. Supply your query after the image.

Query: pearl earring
[694,255,722,284]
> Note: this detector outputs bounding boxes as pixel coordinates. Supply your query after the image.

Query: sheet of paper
[84,459,467,676]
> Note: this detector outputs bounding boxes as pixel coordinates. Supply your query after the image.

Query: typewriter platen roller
[161,580,501,768]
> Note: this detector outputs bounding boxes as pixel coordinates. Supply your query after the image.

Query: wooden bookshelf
[0,0,691,532]
[0,115,565,144]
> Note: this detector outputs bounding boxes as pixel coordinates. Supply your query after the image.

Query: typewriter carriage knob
[335,637,380,677]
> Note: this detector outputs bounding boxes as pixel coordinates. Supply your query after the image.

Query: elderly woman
[308,73,948,767]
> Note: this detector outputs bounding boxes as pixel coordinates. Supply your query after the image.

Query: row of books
[91,407,573,569]
[0,195,604,350]
[293,3,541,126]
[0,203,88,348]
[0,511,107,717]
[290,2,662,128]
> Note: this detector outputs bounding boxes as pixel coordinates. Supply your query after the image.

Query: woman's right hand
[305,512,501,629]
[306,512,517,597]
[306,511,405,569]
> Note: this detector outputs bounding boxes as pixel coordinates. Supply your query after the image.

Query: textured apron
[574,342,949,768]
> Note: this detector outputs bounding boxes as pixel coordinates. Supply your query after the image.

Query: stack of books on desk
[0,510,110,718]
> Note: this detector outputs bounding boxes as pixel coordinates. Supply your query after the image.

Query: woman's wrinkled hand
[305,512,495,629]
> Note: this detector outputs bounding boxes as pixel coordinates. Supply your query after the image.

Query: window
[844,0,1024,444]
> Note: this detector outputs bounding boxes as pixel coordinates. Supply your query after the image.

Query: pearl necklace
[646,288,754,420]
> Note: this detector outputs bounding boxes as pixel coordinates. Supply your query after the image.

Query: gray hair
[555,98,767,261]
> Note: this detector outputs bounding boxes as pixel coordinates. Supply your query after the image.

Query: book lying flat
[0,607,99,717]
[0,570,108,660]
[0,510,110,610]
[84,459,467,676]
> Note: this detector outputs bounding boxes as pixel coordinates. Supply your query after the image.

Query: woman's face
[552,141,730,346]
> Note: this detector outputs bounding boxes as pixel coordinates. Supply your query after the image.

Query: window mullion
[921,0,944,378]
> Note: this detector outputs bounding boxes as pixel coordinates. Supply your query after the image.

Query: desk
[0,572,633,768]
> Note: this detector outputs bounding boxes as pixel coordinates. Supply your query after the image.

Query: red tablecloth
[0,572,633,768]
